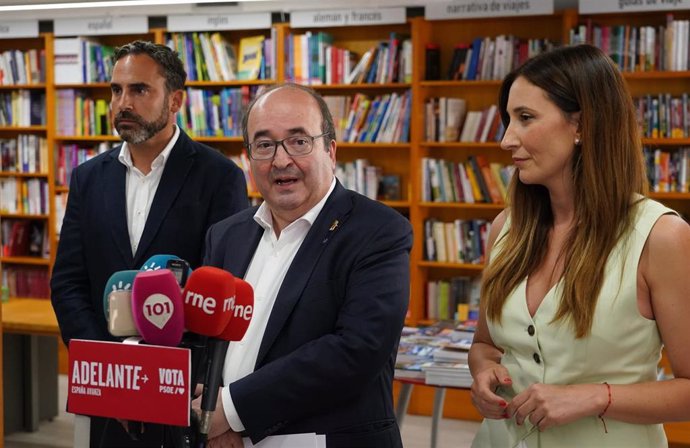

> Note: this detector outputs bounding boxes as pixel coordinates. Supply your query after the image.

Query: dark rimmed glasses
[247,133,329,160]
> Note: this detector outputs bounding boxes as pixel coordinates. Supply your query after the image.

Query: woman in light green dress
[469,45,690,447]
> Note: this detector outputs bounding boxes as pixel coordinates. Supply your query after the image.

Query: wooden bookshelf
[282,21,413,202]
[574,9,690,221]
[407,9,689,445]
[0,33,53,304]
[0,8,687,444]
[408,11,573,323]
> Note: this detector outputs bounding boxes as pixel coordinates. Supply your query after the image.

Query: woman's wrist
[597,382,612,433]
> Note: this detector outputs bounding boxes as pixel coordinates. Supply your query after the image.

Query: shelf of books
[283,19,413,207]
[406,12,573,325]
[571,10,690,221]
[0,33,52,302]
[0,8,686,439]
[52,30,161,254]
[163,23,282,199]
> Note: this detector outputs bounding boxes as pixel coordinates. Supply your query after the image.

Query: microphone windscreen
[141,254,192,287]
[102,270,139,321]
[107,290,139,337]
[216,278,254,342]
[131,269,185,346]
[182,266,235,337]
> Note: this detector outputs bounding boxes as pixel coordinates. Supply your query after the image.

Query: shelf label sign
[0,20,38,39]
[579,0,689,14]
[167,12,271,32]
[426,0,554,20]
[54,16,147,36]
[290,8,406,28]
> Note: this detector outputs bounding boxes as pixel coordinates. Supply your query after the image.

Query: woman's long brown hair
[483,45,649,338]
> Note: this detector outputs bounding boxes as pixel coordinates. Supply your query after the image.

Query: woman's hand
[506,383,608,431]
[471,364,513,419]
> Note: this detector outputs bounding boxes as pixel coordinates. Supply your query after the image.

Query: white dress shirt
[221,178,336,432]
[117,125,180,256]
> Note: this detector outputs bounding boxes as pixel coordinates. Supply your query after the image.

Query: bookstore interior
[0,0,690,445]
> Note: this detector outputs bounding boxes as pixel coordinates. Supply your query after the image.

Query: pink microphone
[131,269,185,346]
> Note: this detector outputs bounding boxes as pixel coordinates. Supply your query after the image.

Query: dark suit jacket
[204,181,412,448]
[51,130,249,346]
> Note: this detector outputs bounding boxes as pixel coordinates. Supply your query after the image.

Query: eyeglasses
[247,133,329,160]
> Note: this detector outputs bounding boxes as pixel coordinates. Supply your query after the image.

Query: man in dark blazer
[196,83,412,448]
[50,41,248,446]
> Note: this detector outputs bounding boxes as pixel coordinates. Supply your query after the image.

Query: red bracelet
[598,382,612,433]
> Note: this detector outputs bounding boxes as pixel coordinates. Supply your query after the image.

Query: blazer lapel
[225,216,263,278]
[133,133,195,266]
[103,148,133,267]
[256,183,353,366]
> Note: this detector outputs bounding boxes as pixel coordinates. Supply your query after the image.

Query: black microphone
[181,267,236,440]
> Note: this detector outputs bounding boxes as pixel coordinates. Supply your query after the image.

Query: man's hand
[208,430,244,448]
[191,386,232,438]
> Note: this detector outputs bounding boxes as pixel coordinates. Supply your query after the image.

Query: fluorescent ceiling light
[0,0,267,12]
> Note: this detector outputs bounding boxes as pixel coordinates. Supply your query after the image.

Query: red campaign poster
[67,339,191,426]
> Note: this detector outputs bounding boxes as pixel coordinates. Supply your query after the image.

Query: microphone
[181,266,235,337]
[102,270,139,322]
[107,290,139,337]
[131,269,185,346]
[141,254,192,287]
[215,278,254,342]
[200,278,254,439]
[200,278,254,433]
[180,267,236,440]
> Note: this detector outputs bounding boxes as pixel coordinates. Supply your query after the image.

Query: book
[238,35,265,81]
[380,175,401,201]
[54,37,83,84]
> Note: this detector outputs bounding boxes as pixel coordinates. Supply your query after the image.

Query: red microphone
[199,278,254,437]
[181,266,235,337]
[131,269,185,346]
[216,278,254,342]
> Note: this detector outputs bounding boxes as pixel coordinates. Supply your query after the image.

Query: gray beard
[116,104,169,145]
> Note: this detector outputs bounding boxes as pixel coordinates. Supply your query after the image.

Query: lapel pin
[323,219,340,244]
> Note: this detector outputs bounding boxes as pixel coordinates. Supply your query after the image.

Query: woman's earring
[575,137,581,146]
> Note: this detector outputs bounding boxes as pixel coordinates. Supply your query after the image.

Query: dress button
[527,325,535,336]
[533,353,541,364]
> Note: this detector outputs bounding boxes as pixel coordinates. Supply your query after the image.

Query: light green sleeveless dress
[472,198,675,448]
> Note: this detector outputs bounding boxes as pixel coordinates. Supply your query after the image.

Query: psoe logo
[158,368,186,395]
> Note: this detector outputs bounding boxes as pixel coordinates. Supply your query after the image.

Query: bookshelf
[50,32,162,307]
[571,10,690,221]
[0,33,53,303]
[407,12,573,324]
[0,8,686,443]
[283,21,413,207]
[162,25,283,197]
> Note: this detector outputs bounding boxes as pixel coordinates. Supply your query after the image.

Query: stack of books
[395,323,475,387]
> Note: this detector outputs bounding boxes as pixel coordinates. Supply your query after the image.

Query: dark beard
[115,99,169,144]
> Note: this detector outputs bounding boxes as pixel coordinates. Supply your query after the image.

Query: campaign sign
[68,340,190,426]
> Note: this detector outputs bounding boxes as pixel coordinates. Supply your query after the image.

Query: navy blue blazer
[204,181,412,447]
[51,130,249,346]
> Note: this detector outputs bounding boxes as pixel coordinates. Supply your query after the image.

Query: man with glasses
[196,83,412,447]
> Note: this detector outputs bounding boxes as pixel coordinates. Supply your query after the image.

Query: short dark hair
[241,83,336,147]
[114,40,186,92]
